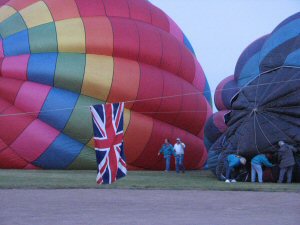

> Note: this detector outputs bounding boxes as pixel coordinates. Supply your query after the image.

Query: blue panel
[3,30,30,56]
[285,49,300,66]
[28,53,58,86]
[33,134,84,169]
[259,19,300,63]
[234,35,268,79]
[39,88,79,131]
[204,135,213,150]
[204,78,212,106]
[183,34,195,55]
[238,52,261,87]
[0,13,27,39]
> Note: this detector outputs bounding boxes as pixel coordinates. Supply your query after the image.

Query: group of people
[224,141,298,183]
[158,138,186,173]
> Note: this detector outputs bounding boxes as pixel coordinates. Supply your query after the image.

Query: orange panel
[132,120,173,169]
[82,17,113,56]
[124,111,153,164]
[107,57,140,109]
[44,0,80,21]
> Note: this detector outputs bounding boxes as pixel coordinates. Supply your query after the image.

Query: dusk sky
[150,0,299,108]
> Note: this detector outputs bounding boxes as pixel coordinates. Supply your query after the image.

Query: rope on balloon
[250,64,300,152]
[0,70,300,118]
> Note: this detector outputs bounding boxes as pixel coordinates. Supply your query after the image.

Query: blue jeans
[165,156,171,171]
[251,163,263,183]
[175,154,185,173]
[225,162,233,180]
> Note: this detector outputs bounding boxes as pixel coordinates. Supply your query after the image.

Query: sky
[149,0,299,108]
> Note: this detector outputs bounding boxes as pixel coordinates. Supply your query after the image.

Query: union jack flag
[90,103,127,184]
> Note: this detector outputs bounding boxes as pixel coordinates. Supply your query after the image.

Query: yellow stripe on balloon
[81,54,114,101]
[56,18,86,53]
[124,108,131,133]
[19,1,53,28]
[86,138,94,149]
[0,6,16,23]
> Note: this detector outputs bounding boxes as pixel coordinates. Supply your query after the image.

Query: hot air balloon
[0,0,212,170]
[206,12,300,182]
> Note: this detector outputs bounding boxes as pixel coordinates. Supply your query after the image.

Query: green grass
[0,169,299,192]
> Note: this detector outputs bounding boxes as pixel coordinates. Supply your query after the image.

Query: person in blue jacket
[251,154,273,183]
[158,139,175,172]
[225,154,247,183]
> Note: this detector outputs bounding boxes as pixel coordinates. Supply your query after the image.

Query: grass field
[0,169,299,192]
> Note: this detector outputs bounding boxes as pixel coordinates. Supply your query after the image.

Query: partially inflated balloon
[0,0,212,170]
[206,12,300,181]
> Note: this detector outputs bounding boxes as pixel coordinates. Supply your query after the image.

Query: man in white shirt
[174,138,186,173]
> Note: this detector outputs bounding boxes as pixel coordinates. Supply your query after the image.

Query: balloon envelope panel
[206,13,300,181]
[0,0,212,170]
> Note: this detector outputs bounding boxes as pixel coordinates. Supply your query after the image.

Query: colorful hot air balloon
[0,0,212,170]
[206,12,300,182]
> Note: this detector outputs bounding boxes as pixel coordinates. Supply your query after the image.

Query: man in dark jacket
[277,141,298,183]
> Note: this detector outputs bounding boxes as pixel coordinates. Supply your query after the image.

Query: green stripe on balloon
[67,146,96,170]
[28,22,58,53]
[63,95,103,144]
[0,13,27,38]
[54,53,86,93]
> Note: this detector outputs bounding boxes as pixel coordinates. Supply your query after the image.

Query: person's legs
[256,164,263,183]
[179,154,185,173]
[226,165,233,180]
[175,156,180,173]
[286,166,294,183]
[165,156,170,171]
[278,167,287,183]
[251,163,257,182]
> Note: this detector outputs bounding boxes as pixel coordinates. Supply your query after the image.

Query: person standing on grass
[174,138,186,173]
[251,154,273,183]
[277,141,298,183]
[158,139,174,172]
[224,154,247,183]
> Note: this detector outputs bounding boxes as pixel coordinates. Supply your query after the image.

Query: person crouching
[224,154,247,183]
